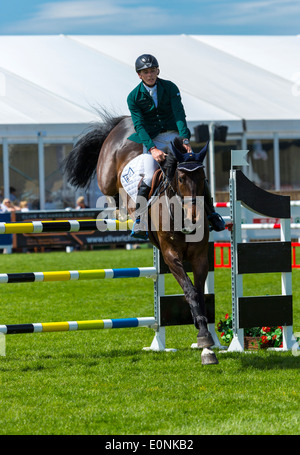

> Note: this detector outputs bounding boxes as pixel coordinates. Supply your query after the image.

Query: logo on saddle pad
[122,167,134,184]
[121,155,148,203]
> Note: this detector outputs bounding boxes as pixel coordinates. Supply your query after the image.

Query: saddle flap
[148,169,164,199]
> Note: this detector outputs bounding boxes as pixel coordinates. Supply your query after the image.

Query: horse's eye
[178,176,184,183]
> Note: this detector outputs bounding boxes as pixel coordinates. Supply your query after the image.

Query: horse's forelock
[162,151,177,179]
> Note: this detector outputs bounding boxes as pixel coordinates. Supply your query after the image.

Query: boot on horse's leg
[131,181,151,240]
[204,180,226,232]
[189,305,214,348]
[196,316,214,348]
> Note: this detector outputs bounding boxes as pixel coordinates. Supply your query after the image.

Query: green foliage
[217,313,284,347]
[217,313,233,343]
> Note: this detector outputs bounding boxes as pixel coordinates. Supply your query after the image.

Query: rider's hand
[183,140,192,153]
[183,144,192,153]
[150,147,167,163]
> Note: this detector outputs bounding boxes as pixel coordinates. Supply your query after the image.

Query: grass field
[0,247,299,435]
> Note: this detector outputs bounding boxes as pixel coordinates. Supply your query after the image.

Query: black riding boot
[130,181,151,239]
[204,180,226,232]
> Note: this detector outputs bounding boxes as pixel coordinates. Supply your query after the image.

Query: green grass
[0,248,299,435]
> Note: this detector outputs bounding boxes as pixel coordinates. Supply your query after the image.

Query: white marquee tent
[1,34,300,132]
[0,34,300,206]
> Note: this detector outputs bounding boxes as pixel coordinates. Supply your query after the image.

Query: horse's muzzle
[181,197,204,237]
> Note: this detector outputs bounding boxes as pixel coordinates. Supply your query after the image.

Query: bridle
[174,162,206,204]
[152,160,206,222]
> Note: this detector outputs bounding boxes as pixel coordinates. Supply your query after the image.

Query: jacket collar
[139,78,164,103]
[157,78,164,105]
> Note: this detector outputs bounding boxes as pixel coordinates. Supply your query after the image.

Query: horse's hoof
[201,348,219,365]
[197,332,214,348]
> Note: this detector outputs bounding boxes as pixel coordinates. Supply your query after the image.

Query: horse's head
[169,138,208,235]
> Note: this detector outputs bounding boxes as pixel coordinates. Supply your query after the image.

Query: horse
[64,112,218,365]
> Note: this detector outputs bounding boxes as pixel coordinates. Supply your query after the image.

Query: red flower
[261,335,268,344]
[262,327,271,333]
[221,332,225,337]
[225,313,229,320]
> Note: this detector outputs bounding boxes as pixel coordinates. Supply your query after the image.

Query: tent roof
[0,34,300,133]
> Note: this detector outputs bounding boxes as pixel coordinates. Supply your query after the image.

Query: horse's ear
[170,140,185,162]
[195,141,209,163]
[161,152,177,179]
[173,137,185,152]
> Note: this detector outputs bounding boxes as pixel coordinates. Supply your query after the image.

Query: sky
[0,0,299,36]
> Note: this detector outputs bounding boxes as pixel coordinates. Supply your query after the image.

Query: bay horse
[64,112,218,364]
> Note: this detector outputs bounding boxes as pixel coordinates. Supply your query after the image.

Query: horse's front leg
[162,248,212,346]
[190,256,214,348]
[190,255,219,364]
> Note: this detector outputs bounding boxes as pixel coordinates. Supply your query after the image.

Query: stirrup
[208,212,226,232]
[130,218,149,240]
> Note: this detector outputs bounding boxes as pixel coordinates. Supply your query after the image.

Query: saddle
[148,168,165,200]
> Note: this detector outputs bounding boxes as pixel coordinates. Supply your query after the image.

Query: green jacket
[127,78,191,151]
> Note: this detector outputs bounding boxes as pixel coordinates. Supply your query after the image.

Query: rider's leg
[130,181,151,239]
[204,179,225,231]
[136,180,151,217]
[131,132,177,238]
[131,155,158,239]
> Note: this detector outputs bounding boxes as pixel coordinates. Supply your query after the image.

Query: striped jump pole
[0,218,219,352]
[0,219,133,234]
[214,201,300,208]
[218,219,300,231]
[0,317,156,335]
[241,223,300,230]
[0,267,157,284]
[0,246,218,353]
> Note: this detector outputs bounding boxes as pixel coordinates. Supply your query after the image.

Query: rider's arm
[169,82,191,141]
[149,146,166,163]
[127,98,165,162]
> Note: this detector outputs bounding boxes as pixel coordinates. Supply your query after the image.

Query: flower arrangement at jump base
[217,313,283,349]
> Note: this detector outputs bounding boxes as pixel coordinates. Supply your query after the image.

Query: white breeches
[142,131,178,186]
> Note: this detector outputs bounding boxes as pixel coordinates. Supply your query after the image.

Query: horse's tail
[64,112,126,188]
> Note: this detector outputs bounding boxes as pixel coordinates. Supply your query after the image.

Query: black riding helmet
[135,54,159,72]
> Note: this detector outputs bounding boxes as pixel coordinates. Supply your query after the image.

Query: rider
[127,54,225,238]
